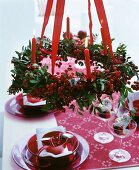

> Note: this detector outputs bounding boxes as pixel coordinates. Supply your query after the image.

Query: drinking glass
[93,110,114,144]
[108,116,137,162]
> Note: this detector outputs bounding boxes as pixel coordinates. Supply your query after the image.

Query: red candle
[51,0,65,75]
[84,38,91,79]
[31,36,36,63]
[94,0,113,57]
[66,16,70,39]
[88,0,93,44]
[100,27,107,55]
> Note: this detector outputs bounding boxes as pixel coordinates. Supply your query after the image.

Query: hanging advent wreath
[8,0,139,114]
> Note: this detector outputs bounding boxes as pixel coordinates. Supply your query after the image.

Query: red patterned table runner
[55,108,139,170]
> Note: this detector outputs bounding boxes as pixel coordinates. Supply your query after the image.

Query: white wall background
[0,0,35,161]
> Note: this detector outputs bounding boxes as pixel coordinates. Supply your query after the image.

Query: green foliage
[8,36,139,112]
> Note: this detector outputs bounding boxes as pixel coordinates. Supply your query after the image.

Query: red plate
[11,132,89,170]
[25,131,79,169]
[5,97,51,118]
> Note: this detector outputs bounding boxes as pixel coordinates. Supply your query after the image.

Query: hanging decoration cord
[39,0,54,47]
[51,0,65,75]
[94,0,113,57]
[88,0,93,44]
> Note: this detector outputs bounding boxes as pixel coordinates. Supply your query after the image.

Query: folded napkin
[36,126,72,158]
[16,93,46,106]
[23,94,46,106]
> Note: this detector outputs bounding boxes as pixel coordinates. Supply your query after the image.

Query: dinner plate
[24,131,79,169]
[11,132,89,170]
[5,97,48,118]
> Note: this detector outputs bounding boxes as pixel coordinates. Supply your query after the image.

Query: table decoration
[26,126,79,169]
[108,114,137,163]
[7,0,139,116]
[35,126,67,150]
[31,33,37,64]
[11,131,89,170]
[16,93,46,107]
[122,91,139,125]
[84,38,91,79]
[5,95,51,118]
[93,98,114,144]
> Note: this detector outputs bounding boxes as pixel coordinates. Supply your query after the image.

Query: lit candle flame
[85,37,88,48]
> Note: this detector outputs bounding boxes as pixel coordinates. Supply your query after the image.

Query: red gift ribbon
[51,0,65,75]
[94,0,114,57]
[88,0,93,44]
[39,0,54,47]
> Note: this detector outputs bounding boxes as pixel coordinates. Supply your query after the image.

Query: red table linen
[55,108,139,170]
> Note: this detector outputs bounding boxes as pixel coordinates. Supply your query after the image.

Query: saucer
[12,132,89,170]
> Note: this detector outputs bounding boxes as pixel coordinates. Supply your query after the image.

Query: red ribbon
[88,0,93,44]
[51,0,65,75]
[39,0,54,47]
[94,0,113,57]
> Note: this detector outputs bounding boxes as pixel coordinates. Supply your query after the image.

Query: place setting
[93,97,115,144]
[108,113,137,163]
[5,93,50,118]
[11,126,89,170]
